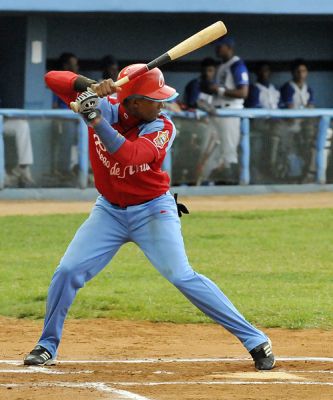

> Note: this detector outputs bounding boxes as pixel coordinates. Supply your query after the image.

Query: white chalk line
[2,368,332,377]
[0,367,93,375]
[0,382,151,400]
[292,370,333,374]
[1,380,333,390]
[100,380,333,387]
[1,356,333,365]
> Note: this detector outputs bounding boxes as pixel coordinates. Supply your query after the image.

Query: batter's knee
[54,262,85,289]
[165,267,195,286]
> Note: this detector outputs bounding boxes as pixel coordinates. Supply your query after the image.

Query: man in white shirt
[279,59,330,182]
[208,36,249,184]
[245,62,280,182]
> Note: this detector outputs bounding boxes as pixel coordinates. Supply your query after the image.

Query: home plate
[210,372,307,381]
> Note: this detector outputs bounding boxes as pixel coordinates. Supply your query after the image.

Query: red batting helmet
[117,64,178,104]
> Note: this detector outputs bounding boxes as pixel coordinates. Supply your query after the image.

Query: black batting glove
[174,193,190,218]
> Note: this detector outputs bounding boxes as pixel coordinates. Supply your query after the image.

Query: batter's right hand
[91,79,121,98]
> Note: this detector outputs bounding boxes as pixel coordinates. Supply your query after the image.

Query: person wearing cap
[208,36,249,184]
[100,54,119,81]
[24,66,275,371]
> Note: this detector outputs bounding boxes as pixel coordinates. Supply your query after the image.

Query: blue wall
[2,0,333,14]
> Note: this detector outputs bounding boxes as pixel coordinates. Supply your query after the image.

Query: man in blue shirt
[184,57,217,113]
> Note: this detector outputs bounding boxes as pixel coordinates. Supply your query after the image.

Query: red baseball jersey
[45,71,176,207]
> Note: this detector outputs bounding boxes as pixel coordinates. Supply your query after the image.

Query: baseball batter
[24,65,275,370]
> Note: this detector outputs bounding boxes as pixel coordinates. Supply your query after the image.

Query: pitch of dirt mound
[1,192,333,216]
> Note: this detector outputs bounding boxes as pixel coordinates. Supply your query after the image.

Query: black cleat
[250,340,275,370]
[24,345,55,366]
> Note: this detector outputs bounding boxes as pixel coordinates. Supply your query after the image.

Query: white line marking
[1,356,333,365]
[53,356,333,363]
[292,370,333,374]
[0,367,93,375]
[107,380,333,387]
[153,370,174,375]
[0,382,151,400]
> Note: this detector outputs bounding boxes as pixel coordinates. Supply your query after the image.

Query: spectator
[100,55,119,81]
[279,59,326,182]
[52,53,79,183]
[246,62,280,109]
[0,96,35,187]
[280,59,314,109]
[182,58,219,185]
[209,36,249,184]
[245,62,280,182]
[184,57,217,113]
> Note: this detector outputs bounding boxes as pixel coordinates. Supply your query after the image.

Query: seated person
[0,97,34,186]
[184,57,217,113]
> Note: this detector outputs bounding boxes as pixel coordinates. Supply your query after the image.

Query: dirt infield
[1,191,333,216]
[1,318,333,399]
[1,193,333,399]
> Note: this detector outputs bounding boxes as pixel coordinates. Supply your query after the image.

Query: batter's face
[126,98,164,122]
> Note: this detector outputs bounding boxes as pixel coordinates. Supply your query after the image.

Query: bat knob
[70,101,79,113]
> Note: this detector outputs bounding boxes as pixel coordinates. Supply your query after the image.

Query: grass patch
[0,209,332,328]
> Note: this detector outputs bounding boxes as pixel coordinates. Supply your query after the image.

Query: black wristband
[74,75,97,92]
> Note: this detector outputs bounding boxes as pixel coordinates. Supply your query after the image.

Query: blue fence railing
[0,108,332,189]
[171,108,333,185]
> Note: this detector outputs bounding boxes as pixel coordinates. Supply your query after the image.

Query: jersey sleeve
[308,87,315,106]
[138,114,176,158]
[280,82,295,108]
[245,84,260,108]
[184,79,200,108]
[45,71,79,107]
[97,97,120,125]
[231,60,249,87]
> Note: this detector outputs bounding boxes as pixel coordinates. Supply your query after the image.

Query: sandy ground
[0,318,332,400]
[0,192,333,216]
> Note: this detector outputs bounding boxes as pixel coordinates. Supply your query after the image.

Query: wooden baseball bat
[70,21,227,112]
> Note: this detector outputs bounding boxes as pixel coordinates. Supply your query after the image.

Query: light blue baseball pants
[38,192,268,357]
